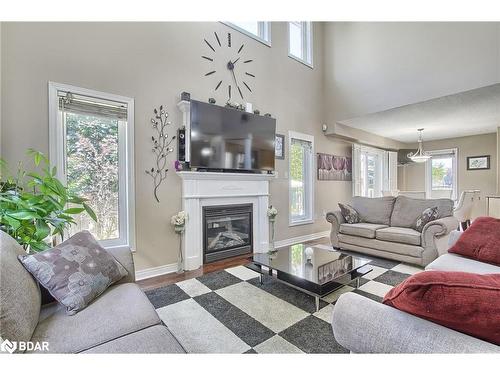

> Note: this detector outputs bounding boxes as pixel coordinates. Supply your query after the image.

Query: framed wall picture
[467,155,490,170]
[275,134,285,159]
[317,153,352,181]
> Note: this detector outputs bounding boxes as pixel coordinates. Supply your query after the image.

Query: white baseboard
[135,263,178,281]
[274,230,330,249]
[135,230,330,281]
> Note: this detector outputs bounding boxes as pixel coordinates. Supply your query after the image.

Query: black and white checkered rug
[145,244,423,353]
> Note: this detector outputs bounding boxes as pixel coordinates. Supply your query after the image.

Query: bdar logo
[0,338,17,354]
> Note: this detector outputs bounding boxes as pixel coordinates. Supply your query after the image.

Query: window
[425,149,458,200]
[352,144,397,198]
[288,22,313,67]
[224,22,271,46]
[289,131,314,225]
[48,82,135,250]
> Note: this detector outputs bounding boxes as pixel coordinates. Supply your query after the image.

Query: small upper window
[225,22,271,46]
[288,22,313,67]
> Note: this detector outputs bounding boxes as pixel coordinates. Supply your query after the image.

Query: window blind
[58,92,128,120]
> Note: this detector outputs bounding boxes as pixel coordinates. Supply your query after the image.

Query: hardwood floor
[137,237,330,291]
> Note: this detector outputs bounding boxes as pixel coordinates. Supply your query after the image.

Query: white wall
[323,22,500,123]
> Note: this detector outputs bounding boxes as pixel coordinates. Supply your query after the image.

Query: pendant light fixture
[407,128,431,163]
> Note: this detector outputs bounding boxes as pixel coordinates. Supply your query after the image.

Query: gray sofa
[327,196,458,267]
[0,231,185,354]
[331,230,500,353]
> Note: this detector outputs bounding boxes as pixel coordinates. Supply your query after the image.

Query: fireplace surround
[177,171,274,270]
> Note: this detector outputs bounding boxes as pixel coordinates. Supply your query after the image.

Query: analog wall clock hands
[202,31,255,102]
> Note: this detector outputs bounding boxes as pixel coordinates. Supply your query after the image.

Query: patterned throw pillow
[18,231,128,315]
[414,206,439,232]
[338,203,360,224]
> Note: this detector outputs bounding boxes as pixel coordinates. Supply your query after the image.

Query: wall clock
[202,31,255,102]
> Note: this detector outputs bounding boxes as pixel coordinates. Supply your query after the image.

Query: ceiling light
[407,128,431,163]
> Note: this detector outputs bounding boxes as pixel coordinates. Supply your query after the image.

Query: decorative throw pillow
[448,216,500,266]
[414,206,439,232]
[338,203,360,224]
[18,231,128,315]
[383,271,500,345]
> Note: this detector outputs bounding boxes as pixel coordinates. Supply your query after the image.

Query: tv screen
[189,100,276,172]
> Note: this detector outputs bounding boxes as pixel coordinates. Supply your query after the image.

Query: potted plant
[0,149,97,252]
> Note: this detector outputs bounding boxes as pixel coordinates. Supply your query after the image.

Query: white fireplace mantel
[177,171,275,270]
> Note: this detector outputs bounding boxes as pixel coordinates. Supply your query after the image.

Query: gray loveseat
[327,196,458,267]
[0,231,185,354]
[331,230,500,353]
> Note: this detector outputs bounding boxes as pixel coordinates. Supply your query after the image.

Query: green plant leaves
[0,149,98,252]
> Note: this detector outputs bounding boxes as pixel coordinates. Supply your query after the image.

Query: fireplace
[203,204,253,263]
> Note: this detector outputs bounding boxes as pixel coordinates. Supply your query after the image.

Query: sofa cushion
[448,217,500,266]
[0,231,41,350]
[18,231,128,315]
[339,234,424,258]
[376,227,421,246]
[391,196,454,228]
[82,325,185,353]
[338,203,360,224]
[351,196,396,225]
[340,223,388,239]
[383,271,500,345]
[30,283,161,353]
[426,253,500,274]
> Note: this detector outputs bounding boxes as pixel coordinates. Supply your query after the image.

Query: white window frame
[287,22,313,68]
[288,131,314,226]
[223,22,271,47]
[425,148,458,201]
[48,82,136,251]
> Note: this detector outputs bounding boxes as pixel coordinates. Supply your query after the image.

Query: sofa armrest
[326,211,345,248]
[107,247,136,283]
[332,292,499,353]
[421,216,459,259]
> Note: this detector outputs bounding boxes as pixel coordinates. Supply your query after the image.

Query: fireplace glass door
[203,204,253,263]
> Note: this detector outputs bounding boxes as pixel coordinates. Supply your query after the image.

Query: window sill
[289,219,314,227]
[288,54,313,69]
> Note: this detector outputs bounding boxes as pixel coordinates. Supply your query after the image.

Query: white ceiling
[337,84,500,143]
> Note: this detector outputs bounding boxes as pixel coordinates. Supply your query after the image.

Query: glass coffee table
[246,244,372,312]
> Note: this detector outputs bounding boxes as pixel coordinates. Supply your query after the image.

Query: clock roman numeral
[214,32,221,47]
[204,39,216,52]
[205,70,216,76]
[245,72,255,77]
[238,44,244,53]
[201,56,213,62]
[215,80,222,90]
[243,59,253,64]
[243,81,252,92]
[227,32,231,48]
[228,85,232,99]
[237,86,243,99]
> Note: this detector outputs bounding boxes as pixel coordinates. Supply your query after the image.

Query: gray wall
[0,22,353,271]
[323,22,500,124]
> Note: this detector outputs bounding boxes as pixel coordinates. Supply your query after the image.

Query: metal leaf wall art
[145,105,176,202]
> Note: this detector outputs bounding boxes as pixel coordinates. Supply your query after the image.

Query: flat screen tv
[189,100,276,172]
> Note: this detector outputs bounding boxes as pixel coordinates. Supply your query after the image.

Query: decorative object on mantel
[208,97,216,104]
[180,91,191,101]
[225,101,245,111]
[317,153,352,181]
[275,134,285,160]
[407,128,431,163]
[145,105,176,202]
[174,160,184,172]
[264,113,272,117]
[171,211,188,273]
[467,155,490,170]
[253,109,260,115]
[267,205,278,256]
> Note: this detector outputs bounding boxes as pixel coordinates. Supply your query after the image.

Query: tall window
[288,22,313,67]
[225,22,271,46]
[425,149,458,200]
[289,131,314,225]
[49,82,135,250]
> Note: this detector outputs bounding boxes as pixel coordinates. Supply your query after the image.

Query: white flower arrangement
[267,205,278,221]
[171,211,187,233]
